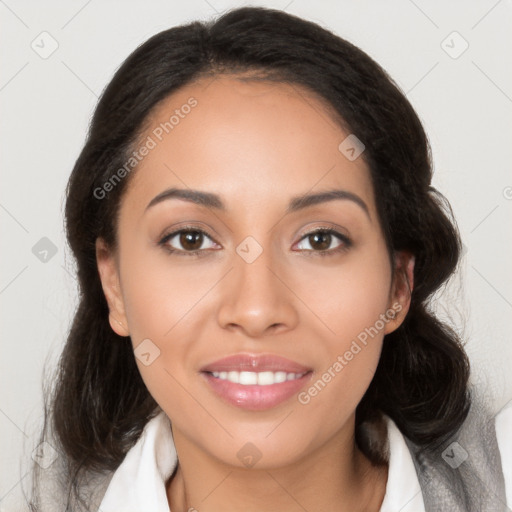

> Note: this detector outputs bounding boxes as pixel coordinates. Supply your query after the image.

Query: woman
[28,6,511,511]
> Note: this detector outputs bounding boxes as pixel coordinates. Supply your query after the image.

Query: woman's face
[97,75,413,469]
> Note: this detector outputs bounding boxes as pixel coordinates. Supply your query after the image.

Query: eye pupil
[180,231,203,250]
[310,232,331,251]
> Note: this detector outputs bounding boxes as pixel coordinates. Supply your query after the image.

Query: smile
[209,370,307,386]
[200,353,313,411]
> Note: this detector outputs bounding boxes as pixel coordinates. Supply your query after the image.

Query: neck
[166,420,388,512]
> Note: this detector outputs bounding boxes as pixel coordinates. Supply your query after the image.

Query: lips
[200,353,313,411]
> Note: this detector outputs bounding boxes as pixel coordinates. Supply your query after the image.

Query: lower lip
[201,371,312,411]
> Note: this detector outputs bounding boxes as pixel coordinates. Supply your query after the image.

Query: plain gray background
[1,0,511,509]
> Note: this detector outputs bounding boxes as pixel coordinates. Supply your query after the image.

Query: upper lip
[200,353,312,374]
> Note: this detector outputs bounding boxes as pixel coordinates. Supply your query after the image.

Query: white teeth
[239,371,258,385]
[274,371,287,384]
[210,370,304,385]
[257,371,275,385]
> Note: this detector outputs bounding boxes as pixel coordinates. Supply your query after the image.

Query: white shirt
[99,405,512,512]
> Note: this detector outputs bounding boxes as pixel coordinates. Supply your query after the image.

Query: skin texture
[96,75,415,512]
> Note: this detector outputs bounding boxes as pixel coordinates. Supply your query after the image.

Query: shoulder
[402,388,510,511]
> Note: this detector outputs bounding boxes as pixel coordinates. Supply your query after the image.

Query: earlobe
[95,237,130,337]
[108,312,130,337]
[384,251,415,335]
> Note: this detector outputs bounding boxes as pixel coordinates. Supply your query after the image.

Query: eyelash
[158,225,352,258]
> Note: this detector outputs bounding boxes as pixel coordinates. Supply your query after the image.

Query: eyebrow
[145,187,370,220]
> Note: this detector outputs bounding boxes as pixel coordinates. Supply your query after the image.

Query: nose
[216,246,299,338]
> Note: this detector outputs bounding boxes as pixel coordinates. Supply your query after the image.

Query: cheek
[118,242,220,410]
[293,244,391,412]
[119,240,216,342]
[300,242,392,343]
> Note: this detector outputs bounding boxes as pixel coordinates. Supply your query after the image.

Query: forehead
[121,75,376,217]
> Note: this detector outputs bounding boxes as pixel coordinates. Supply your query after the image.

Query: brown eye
[159,228,218,255]
[307,232,332,251]
[295,228,351,255]
[179,231,204,251]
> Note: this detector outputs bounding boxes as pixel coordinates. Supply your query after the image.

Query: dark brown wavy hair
[28,6,470,510]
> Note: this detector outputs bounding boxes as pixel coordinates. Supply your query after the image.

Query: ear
[96,237,130,337]
[383,250,415,335]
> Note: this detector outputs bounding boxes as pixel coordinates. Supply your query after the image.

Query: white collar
[99,411,177,512]
[379,418,425,511]
[99,410,425,512]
